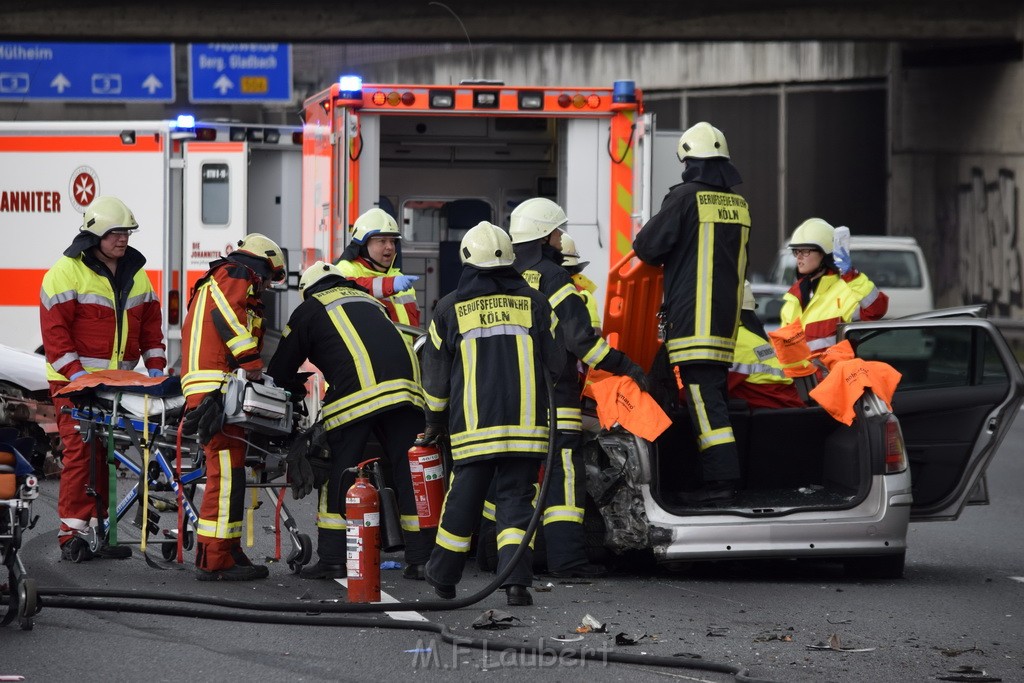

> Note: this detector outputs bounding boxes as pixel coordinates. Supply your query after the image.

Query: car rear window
[854,250,922,289]
[770,249,922,289]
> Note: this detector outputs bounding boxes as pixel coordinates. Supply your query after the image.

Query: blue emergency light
[338,75,363,99]
[612,80,636,104]
[174,114,196,129]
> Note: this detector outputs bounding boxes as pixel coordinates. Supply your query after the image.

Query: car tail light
[884,415,908,474]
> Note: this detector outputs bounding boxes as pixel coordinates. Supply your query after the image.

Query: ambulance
[0,119,303,366]
[300,77,655,328]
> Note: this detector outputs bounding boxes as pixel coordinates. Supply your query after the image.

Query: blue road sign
[0,42,174,102]
[188,44,292,104]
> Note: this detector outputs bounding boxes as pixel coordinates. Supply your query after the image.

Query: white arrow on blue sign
[0,42,174,102]
[188,44,292,104]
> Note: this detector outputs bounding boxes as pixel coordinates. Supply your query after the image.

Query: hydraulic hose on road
[32,369,775,682]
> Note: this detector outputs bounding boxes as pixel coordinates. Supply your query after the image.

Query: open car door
[841,315,1024,521]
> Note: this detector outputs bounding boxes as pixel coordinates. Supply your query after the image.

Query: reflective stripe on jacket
[421,285,564,463]
[780,270,889,352]
[336,257,420,327]
[40,252,164,381]
[633,183,750,365]
[180,260,264,397]
[267,285,424,431]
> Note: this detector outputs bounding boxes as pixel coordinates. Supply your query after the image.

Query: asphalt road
[3,414,1023,682]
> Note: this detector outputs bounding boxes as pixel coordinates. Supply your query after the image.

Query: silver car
[582,306,1022,578]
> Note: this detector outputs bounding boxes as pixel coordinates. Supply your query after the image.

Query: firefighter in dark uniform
[421,222,564,607]
[267,261,428,580]
[509,197,649,578]
[633,122,750,504]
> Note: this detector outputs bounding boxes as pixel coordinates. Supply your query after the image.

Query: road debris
[806,633,875,652]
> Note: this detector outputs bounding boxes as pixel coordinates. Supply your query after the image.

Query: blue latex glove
[392,274,419,292]
[69,370,88,380]
[833,226,852,275]
[148,368,164,378]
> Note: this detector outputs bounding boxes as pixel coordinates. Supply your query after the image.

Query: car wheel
[844,552,905,579]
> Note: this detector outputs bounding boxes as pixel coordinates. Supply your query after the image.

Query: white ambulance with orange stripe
[0,119,302,366]
[300,78,654,327]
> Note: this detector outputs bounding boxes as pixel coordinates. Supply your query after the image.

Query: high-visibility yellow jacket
[336,256,420,328]
[727,313,803,409]
[780,269,888,353]
[40,243,164,382]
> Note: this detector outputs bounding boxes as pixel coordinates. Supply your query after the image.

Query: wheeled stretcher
[1,434,40,630]
[57,370,313,573]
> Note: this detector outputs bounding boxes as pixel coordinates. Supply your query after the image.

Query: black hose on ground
[27,371,777,682]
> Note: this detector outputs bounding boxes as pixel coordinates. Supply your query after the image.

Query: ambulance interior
[361,112,581,324]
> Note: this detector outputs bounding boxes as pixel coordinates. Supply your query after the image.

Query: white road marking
[333,577,429,621]
[1010,576,1024,583]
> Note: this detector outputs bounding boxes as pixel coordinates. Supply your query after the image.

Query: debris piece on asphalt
[706,625,729,638]
[936,666,1001,683]
[806,633,875,652]
[577,613,607,633]
[937,645,986,657]
[615,632,648,646]
[550,634,585,643]
[472,608,521,630]
[534,582,555,593]
[380,560,401,569]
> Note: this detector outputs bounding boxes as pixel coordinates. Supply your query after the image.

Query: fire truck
[300,77,655,325]
[0,118,303,365]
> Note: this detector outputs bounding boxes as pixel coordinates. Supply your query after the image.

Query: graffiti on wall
[956,168,1021,316]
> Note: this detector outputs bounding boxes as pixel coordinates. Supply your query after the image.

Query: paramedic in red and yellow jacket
[40,196,165,561]
[180,233,285,581]
[780,218,888,354]
[335,208,421,328]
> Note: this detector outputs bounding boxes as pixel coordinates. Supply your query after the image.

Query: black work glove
[418,423,447,446]
[181,393,224,445]
[625,363,652,394]
[285,432,315,500]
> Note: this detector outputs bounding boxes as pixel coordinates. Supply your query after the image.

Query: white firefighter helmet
[236,233,286,282]
[460,222,515,269]
[788,217,835,254]
[350,208,401,244]
[299,260,344,299]
[81,196,139,237]
[676,122,730,161]
[509,198,567,244]
[742,280,755,311]
[559,233,590,270]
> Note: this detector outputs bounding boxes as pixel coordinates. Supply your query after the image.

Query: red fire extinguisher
[345,458,381,603]
[408,436,445,529]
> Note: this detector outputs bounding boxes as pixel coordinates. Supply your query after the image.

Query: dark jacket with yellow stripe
[634,168,750,367]
[421,267,564,464]
[267,281,424,431]
[514,243,639,433]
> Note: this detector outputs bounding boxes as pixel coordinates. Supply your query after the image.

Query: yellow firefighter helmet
[81,196,139,237]
[788,217,835,254]
[676,122,730,161]
[236,233,286,282]
[350,208,401,245]
[299,261,344,299]
[509,198,567,244]
[460,222,515,269]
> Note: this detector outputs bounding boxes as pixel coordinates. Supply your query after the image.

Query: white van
[768,235,934,318]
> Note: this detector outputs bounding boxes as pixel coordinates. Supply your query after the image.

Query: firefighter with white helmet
[268,260,430,580]
[559,233,600,333]
[336,207,421,327]
[633,121,748,505]
[781,218,888,353]
[509,197,648,578]
[40,195,166,560]
[421,222,564,606]
[727,281,803,409]
[179,232,286,580]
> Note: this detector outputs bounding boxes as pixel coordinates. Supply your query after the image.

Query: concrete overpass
[1,1,1021,42]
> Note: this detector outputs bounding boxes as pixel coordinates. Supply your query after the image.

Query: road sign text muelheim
[0,42,175,102]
